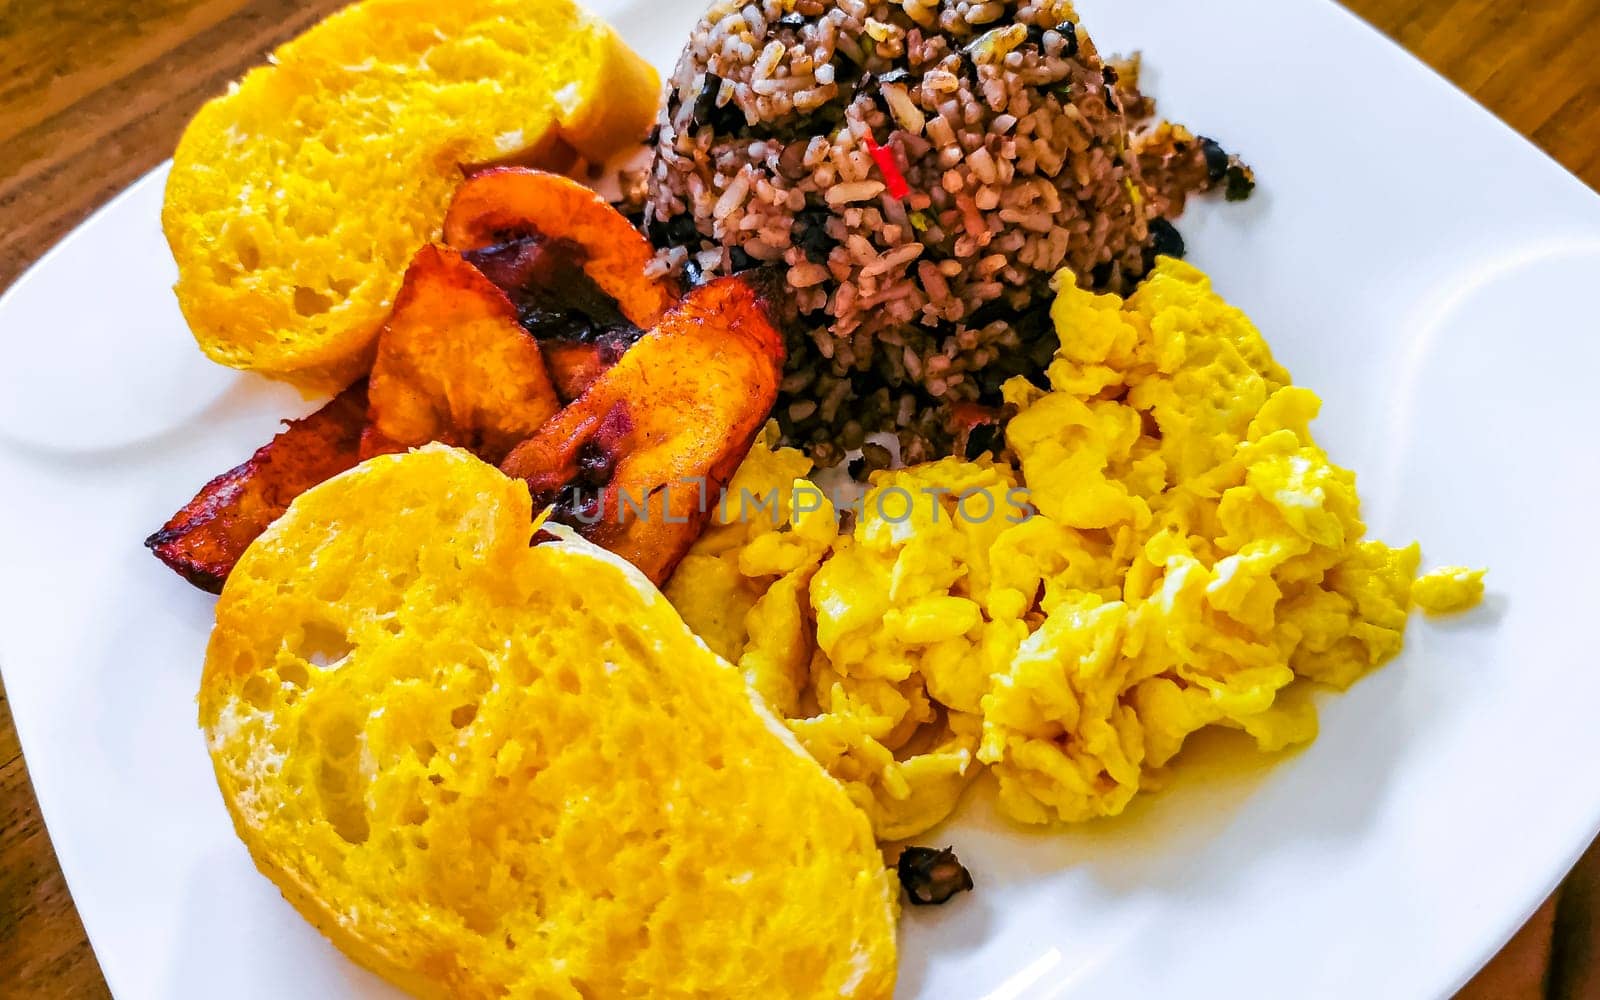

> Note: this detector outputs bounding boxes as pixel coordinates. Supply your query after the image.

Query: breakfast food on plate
[445,169,678,329]
[443,169,680,401]
[201,446,899,999]
[897,845,974,906]
[362,245,562,463]
[501,272,787,584]
[150,171,786,592]
[140,0,1494,988]
[151,170,735,592]
[668,259,1486,835]
[1412,566,1488,614]
[163,0,659,391]
[644,0,1249,463]
[145,382,368,593]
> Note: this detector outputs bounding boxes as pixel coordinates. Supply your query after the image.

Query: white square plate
[3,0,1599,997]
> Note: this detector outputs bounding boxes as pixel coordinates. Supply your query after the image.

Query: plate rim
[3,1,1600,996]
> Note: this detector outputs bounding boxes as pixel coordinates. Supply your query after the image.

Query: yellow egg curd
[667,259,1485,837]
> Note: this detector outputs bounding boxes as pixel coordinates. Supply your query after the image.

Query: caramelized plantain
[443,168,676,328]
[542,336,637,403]
[500,273,787,584]
[153,175,695,592]
[460,235,643,402]
[146,382,368,593]
[364,244,561,463]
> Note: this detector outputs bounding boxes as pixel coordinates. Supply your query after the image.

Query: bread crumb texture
[163,0,658,391]
[200,446,896,1000]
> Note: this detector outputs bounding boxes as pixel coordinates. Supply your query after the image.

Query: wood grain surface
[1,1,1597,997]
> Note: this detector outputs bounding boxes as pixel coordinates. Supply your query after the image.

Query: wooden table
[2,1,1597,996]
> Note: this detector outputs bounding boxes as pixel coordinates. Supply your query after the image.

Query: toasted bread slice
[163,0,659,391]
[200,446,898,1000]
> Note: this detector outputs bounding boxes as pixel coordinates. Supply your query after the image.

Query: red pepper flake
[863,134,910,200]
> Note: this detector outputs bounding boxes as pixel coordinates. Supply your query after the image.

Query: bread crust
[200,447,898,999]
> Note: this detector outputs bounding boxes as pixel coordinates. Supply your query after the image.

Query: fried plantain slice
[500,272,786,584]
[364,244,562,463]
[460,235,643,403]
[146,381,368,593]
[443,167,676,328]
[541,336,636,403]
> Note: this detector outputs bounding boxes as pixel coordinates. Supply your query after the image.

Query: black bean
[1199,136,1231,183]
[1101,66,1120,111]
[1056,20,1079,57]
[669,214,701,245]
[976,366,1008,399]
[854,72,890,116]
[778,140,811,179]
[1013,302,1052,343]
[1023,332,1057,385]
[692,73,746,133]
[897,846,973,906]
[1225,164,1256,202]
[776,11,806,27]
[1148,217,1186,259]
[963,300,1014,329]
[647,212,701,249]
[682,258,706,288]
[964,422,1001,460]
[690,76,719,124]
[1024,23,1045,47]
[796,208,837,264]
[728,246,758,272]
[738,94,849,144]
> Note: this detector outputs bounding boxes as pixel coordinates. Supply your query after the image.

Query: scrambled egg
[1412,567,1488,614]
[667,259,1485,837]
